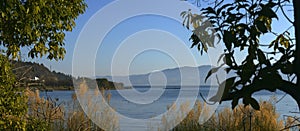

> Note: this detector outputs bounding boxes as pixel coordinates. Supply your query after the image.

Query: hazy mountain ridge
[11,60,234,88]
[98,65,233,86]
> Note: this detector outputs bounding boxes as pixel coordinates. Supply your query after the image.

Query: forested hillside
[11,61,73,89]
[11,61,125,90]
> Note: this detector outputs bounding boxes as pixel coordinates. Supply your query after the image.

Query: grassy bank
[25,82,300,130]
[25,81,119,130]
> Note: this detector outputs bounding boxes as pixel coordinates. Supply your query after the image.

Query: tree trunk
[293,0,300,110]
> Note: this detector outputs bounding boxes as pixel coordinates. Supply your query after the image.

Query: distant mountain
[11,61,233,88]
[98,65,233,86]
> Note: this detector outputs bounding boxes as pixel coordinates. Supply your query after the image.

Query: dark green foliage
[0,55,27,130]
[0,0,87,60]
[12,61,73,89]
[73,77,125,90]
[26,117,49,131]
[182,0,300,110]
[96,78,124,90]
[0,0,86,129]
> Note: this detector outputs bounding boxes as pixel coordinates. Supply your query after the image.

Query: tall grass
[164,99,287,131]
[25,80,118,131]
[211,101,284,131]
[25,84,299,130]
[282,115,300,130]
[75,81,119,131]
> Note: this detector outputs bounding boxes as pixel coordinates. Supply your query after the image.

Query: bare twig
[280,124,300,131]
[279,0,294,24]
[276,93,287,103]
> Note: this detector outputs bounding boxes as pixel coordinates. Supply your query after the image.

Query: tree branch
[220,78,300,110]
[281,124,300,131]
[279,1,294,24]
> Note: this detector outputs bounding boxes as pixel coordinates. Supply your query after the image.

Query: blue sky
[35,0,208,76]
[29,0,294,77]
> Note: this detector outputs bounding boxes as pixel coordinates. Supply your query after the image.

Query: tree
[0,55,27,130]
[182,0,300,110]
[0,0,86,129]
[0,0,86,60]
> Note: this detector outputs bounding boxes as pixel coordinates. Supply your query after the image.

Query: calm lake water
[40,86,300,130]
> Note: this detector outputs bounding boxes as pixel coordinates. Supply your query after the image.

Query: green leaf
[240,61,256,84]
[279,35,290,48]
[232,97,239,109]
[223,31,234,50]
[202,7,216,15]
[269,39,277,48]
[260,6,278,19]
[190,33,200,49]
[224,54,233,66]
[278,47,285,54]
[217,53,225,64]
[256,20,268,33]
[257,49,266,64]
[1,12,5,17]
[249,97,260,110]
[209,77,236,103]
[205,67,220,82]
[180,11,187,17]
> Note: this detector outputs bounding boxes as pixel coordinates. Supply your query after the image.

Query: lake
[40,86,300,130]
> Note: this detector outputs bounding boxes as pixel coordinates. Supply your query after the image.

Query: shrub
[0,55,27,130]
